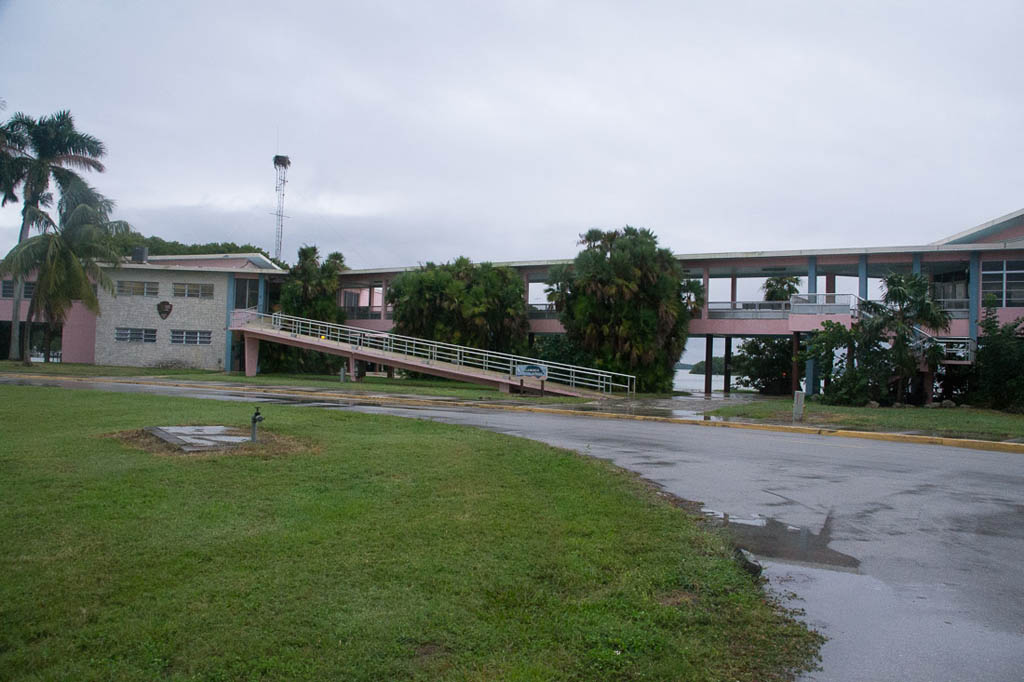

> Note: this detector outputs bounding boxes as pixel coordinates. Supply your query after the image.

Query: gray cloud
[2,0,1022,265]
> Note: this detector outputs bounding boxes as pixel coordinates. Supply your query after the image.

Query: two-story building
[0,251,283,370]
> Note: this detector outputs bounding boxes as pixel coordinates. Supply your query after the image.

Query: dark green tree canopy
[280,245,346,323]
[861,272,951,402]
[733,337,799,394]
[689,356,726,375]
[970,296,1024,411]
[546,227,697,392]
[109,230,277,263]
[386,257,529,353]
[762,276,800,302]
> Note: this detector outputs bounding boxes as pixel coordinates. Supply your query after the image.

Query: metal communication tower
[272,154,291,261]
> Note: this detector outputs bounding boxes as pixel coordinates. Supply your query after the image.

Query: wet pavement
[4,375,1024,681]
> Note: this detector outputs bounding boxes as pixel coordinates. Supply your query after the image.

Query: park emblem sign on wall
[157,301,173,319]
[515,363,548,379]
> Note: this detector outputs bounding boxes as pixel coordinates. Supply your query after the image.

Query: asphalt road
[5,376,1024,681]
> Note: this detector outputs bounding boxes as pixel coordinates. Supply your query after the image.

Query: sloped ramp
[230,311,634,398]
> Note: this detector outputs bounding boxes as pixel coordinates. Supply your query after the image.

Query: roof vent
[131,247,149,264]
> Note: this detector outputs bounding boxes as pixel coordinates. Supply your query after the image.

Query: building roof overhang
[932,207,1024,245]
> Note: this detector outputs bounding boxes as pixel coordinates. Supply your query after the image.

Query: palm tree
[762,275,801,302]
[862,273,951,402]
[1,110,106,360]
[0,181,127,363]
[280,245,346,322]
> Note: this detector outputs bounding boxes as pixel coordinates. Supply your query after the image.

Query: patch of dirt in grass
[414,643,447,660]
[107,429,319,458]
[657,589,698,607]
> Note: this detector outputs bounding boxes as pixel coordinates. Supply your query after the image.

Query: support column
[825,273,836,303]
[380,279,388,320]
[704,336,713,395]
[723,337,732,394]
[348,355,358,382]
[224,274,236,371]
[805,260,819,395]
[244,335,259,377]
[791,332,801,395]
[969,252,980,340]
[702,267,710,319]
[730,274,737,304]
[858,254,869,300]
[805,349,817,396]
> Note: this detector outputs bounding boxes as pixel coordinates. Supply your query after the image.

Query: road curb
[7,373,1024,455]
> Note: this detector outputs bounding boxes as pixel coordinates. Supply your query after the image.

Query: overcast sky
[2,0,1022,272]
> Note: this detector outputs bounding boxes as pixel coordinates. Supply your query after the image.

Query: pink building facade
[336,207,1024,394]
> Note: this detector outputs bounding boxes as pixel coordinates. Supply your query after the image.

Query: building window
[117,280,159,297]
[234,278,260,309]
[981,260,1024,307]
[115,328,157,343]
[342,291,361,307]
[1,280,34,298]
[171,330,212,345]
[173,282,214,299]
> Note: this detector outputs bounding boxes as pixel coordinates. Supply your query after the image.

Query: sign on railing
[515,363,549,378]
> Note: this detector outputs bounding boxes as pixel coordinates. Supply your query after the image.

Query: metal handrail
[854,298,975,363]
[789,293,862,315]
[231,310,636,394]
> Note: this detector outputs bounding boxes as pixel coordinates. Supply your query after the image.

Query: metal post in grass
[793,391,805,422]
[251,408,264,442]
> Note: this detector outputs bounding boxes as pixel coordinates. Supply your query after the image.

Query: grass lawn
[0,385,821,681]
[709,397,1024,441]
[0,360,218,378]
[0,362,587,404]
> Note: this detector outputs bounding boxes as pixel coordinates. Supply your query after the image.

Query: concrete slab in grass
[145,425,250,452]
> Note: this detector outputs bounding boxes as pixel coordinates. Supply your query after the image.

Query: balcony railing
[934,299,970,319]
[528,303,560,319]
[789,293,862,316]
[707,301,789,319]
[343,305,392,320]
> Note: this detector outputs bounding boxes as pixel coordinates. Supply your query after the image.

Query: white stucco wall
[93,270,229,370]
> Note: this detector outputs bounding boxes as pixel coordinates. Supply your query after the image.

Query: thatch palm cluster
[547,227,700,392]
[386,257,530,353]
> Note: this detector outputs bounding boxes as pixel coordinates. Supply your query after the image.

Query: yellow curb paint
[5,373,1023,455]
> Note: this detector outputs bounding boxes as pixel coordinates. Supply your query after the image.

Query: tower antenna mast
[272,154,291,261]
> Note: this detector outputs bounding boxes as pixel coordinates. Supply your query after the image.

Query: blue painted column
[805,256,818,394]
[969,252,980,340]
[257,274,267,313]
[224,274,236,371]
[912,253,922,275]
[858,255,868,299]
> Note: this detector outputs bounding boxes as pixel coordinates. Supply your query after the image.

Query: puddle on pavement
[565,403,725,421]
[702,508,860,570]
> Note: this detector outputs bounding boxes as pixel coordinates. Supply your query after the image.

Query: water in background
[674,369,727,393]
